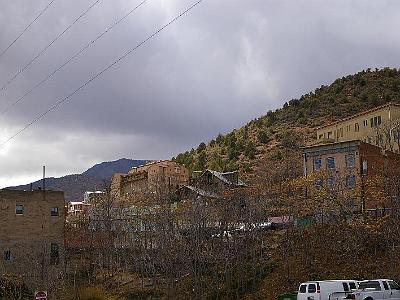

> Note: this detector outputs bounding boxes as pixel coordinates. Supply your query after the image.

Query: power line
[0,0,148,116]
[0,0,205,148]
[0,0,58,60]
[0,0,103,94]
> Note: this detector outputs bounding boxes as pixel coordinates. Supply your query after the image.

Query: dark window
[349,282,357,290]
[50,243,60,265]
[308,284,316,293]
[355,123,360,132]
[4,251,11,261]
[342,282,349,292]
[314,179,323,190]
[16,204,24,215]
[389,281,400,290]
[345,154,355,168]
[346,175,356,188]
[383,281,389,290]
[299,285,307,293]
[326,157,335,170]
[378,116,382,125]
[359,281,381,291]
[313,158,322,171]
[370,118,374,127]
[327,177,335,187]
[51,207,59,217]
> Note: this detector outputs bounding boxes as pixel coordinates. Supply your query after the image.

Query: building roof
[204,169,247,187]
[182,185,219,198]
[317,102,400,130]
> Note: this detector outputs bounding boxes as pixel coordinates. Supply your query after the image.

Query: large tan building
[0,190,65,288]
[316,103,400,151]
[111,160,189,198]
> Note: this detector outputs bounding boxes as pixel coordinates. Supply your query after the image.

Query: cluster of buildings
[2,102,400,291]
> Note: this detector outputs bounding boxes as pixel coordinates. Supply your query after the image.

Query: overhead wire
[0,0,148,116]
[0,0,58,60]
[0,0,205,148]
[0,0,103,94]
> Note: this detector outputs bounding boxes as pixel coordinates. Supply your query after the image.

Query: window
[326,157,335,170]
[342,282,349,292]
[346,175,356,188]
[383,281,389,290]
[51,207,59,217]
[377,115,382,125]
[299,285,307,293]
[349,282,357,290]
[50,243,60,265]
[389,281,400,290]
[318,134,323,139]
[355,123,359,132]
[345,154,355,168]
[308,284,316,293]
[359,281,381,291]
[313,179,323,190]
[15,204,24,215]
[363,120,368,126]
[313,158,322,171]
[370,117,374,127]
[327,177,335,187]
[4,250,11,261]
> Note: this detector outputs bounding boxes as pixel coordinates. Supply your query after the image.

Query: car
[298,280,358,300]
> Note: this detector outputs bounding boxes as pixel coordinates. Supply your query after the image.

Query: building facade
[316,103,400,151]
[111,160,189,198]
[0,190,65,287]
[303,140,400,210]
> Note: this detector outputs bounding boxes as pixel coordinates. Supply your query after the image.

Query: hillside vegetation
[173,67,400,181]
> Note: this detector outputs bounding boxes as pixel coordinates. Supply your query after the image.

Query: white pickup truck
[345,279,400,300]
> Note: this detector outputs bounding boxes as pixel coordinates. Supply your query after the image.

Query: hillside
[9,158,146,202]
[173,67,400,182]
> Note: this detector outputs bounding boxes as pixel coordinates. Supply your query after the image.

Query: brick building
[303,140,400,210]
[0,190,65,287]
[111,160,189,199]
[316,103,400,151]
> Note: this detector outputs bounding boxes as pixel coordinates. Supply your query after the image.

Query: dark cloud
[1,0,399,187]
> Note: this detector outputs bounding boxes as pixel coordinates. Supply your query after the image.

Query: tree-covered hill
[173,67,400,181]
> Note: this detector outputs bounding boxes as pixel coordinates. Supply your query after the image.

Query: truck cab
[346,279,400,300]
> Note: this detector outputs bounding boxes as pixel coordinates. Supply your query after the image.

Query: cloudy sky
[0,0,399,187]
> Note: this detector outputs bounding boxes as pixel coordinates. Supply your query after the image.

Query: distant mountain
[9,158,147,202]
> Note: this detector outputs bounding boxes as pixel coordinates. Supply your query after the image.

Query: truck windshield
[358,281,381,291]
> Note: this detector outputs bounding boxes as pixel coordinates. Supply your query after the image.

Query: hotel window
[355,123,359,132]
[16,204,24,215]
[346,175,356,188]
[345,154,355,168]
[313,158,322,171]
[4,250,11,261]
[51,207,59,217]
[326,157,335,170]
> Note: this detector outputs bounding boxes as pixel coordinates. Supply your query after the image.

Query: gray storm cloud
[0,0,399,187]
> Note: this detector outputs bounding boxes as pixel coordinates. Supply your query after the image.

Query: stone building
[111,160,189,198]
[316,103,400,151]
[303,140,400,210]
[0,189,65,288]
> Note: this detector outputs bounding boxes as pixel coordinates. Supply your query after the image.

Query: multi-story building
[316,103,400,151]
[111,160,189,198]
[303,140,400,210]
[0,190,65,287]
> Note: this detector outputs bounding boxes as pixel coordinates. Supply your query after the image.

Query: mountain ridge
[8,158,147,202]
